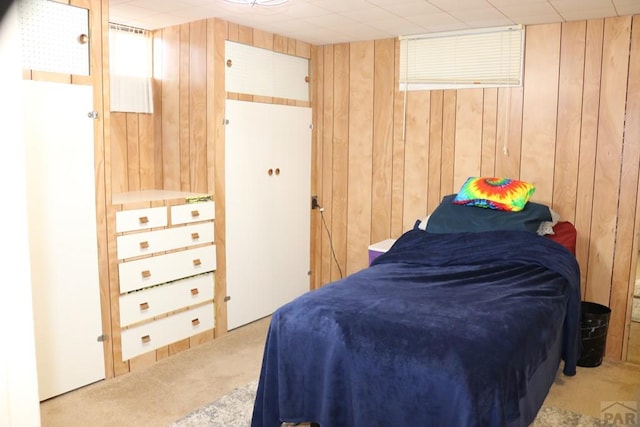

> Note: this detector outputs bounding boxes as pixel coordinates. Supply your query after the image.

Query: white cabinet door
[23,80,105,401]
[268,104,312,308]
[225,100,311,330]
[18,0,90,75]
[225,41,309,101]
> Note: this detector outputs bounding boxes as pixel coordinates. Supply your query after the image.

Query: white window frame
[399,25,525,91]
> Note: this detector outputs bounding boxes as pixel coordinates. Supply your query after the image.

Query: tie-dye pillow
[452,177,535,212]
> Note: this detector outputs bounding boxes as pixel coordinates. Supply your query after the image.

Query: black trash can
[577,301,611,367]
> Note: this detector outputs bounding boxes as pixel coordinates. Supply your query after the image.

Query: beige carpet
[40,316,640,427]
[170,379,608,427]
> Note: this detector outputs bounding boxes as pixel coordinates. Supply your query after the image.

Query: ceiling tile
[109,0,640,44]
[427,0,494,12]
[452,7,510,22]
[560,8,619,21]
[613,0,640,15]
[125,0,192,13]
[368,18,429,37]
[298,13,359,28]
[488,0,549,5]
[406,12,465,27]
[550,0,617,13]
[308,0,376,13]
[274,2,334,18]
[381,2,443,16]
[512,13,565,25]
[498,1,563,23]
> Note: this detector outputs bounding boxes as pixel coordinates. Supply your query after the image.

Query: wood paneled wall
[312,16,640,361]
[110,112,156,192]
[112,14,640,362]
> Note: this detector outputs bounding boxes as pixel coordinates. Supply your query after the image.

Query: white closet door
[23,80,105,401]
[269,104,312,308]
[225,100,311,330]
[225,100,275,329]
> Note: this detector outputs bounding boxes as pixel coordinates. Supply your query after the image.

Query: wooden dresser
[112,191,216,364]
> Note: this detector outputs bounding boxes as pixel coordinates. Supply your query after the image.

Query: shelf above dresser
[112,189,212,205]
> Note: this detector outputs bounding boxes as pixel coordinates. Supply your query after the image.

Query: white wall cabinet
[18,0,90,75]
[225,100,312,330]
[23,80,105,401]
[225,41,309,101]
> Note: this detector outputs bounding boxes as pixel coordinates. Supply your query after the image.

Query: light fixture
[224,0,288,6]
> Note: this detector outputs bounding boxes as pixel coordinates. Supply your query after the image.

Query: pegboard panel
[225,40,309,102]
[18,0,89,75]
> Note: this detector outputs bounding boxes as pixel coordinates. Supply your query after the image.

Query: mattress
[252,228,581,427]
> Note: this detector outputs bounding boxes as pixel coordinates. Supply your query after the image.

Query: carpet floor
[39,317,640,427]
[171,380,610,427]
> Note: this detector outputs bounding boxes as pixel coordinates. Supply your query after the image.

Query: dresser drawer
[119,273,214,327]
[121,302,214,360]
[116,206,168,233]
[118,245,216,293]
[116,223,215,260]
[171,201,215,225]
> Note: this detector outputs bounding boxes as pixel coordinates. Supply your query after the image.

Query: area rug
[170,380,605,427]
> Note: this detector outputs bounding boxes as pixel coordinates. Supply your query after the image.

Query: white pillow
[536,208,561,236]
[418,214,430,230]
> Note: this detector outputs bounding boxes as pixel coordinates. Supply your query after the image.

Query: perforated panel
[18,0,89,75]
[225,40,309,101]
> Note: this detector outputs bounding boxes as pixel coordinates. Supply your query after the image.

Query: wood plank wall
[313,15,640,361]
[112,14,640,362]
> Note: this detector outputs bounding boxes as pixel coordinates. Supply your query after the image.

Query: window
[109,24,153,113]
[399,25,524,90]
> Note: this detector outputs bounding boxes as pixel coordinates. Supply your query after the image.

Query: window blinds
[399,25,524,90]
[109,24,153,113]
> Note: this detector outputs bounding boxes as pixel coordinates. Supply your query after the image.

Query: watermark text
[601,401,638,425]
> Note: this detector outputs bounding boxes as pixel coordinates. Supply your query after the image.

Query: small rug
[171,380,605,427]
[170,380,258,427]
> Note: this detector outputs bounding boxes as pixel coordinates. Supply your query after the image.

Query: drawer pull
[193,259,201,266]
[139,216,149,224]
[192,318,200,326]
[141,335,151,344]
[190,288,199,296]
[191,232,200,240]
[139,241,149,249]
[191,210,200,218]
[141,270,151,278]
[139,302,149,310]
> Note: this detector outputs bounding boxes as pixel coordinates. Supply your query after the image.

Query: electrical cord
[317,204,344,279]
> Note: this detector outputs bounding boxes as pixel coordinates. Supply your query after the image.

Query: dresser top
[112,190,212,205]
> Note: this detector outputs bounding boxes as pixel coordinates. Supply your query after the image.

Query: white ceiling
[109,0,640,45]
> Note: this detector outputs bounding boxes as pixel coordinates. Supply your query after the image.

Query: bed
[251,180,581,427]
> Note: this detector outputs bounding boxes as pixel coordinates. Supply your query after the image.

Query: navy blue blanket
[251,229,581,427]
